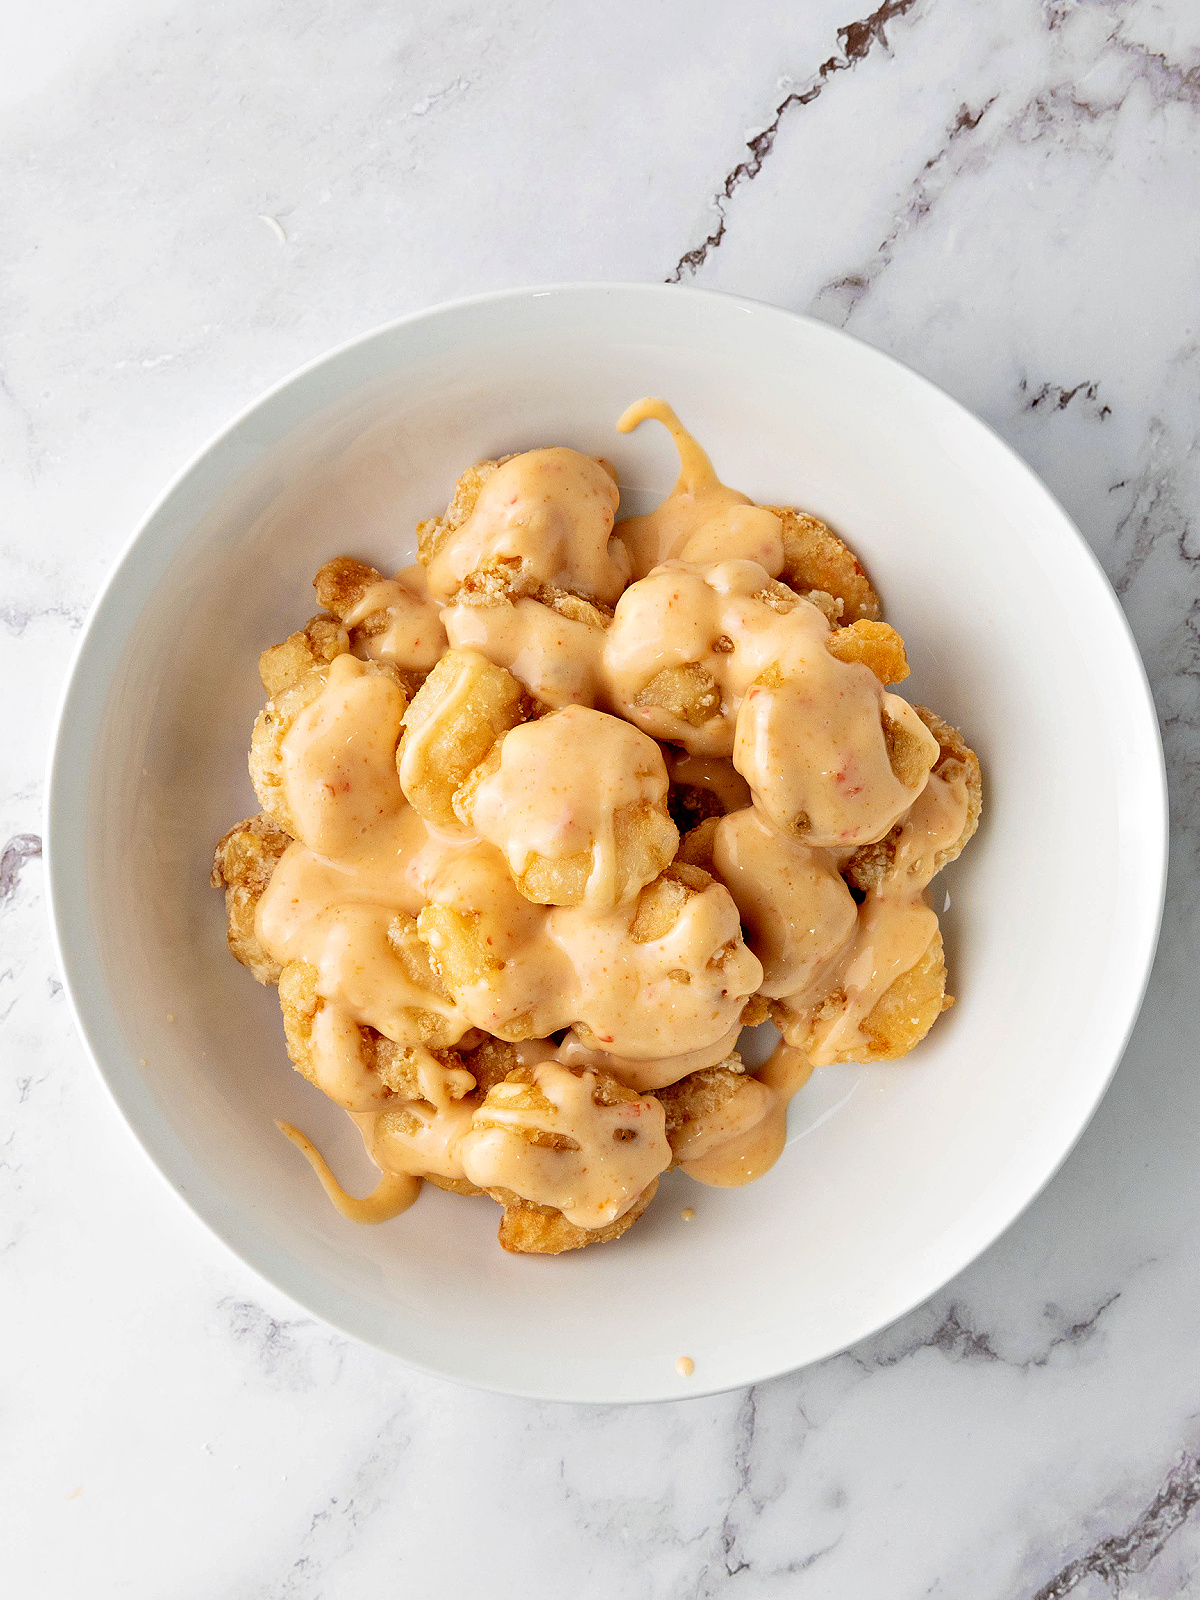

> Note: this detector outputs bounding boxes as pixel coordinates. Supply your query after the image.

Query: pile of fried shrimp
[213,400,981,1255]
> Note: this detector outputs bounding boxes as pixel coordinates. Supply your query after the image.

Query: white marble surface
[3,0,1199,1592]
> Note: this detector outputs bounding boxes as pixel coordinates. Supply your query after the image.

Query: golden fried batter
[462,1062,669,1253]
[495,1179,660,1254]
[417,844,571,1040]
[772,929,950,1065]
[634,661,723,729]
[456,1035,529,1096]
[210,813,292,983]
[845,707,983,894]
[765,505,881,622]
[825,620,909,685]
[913,705,983,866]
[258,614,349,697]
[312,555,446,679]
[398,649,532,828]
[628,861,714,942]
[250,659,408,838]
[881,705,938,790]
[313,555,381,620]
[278,961,393,1111]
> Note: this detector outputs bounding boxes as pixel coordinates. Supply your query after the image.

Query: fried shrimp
[214,397,981,1253]
[459,1061,671,1251]
[314,555,447,675]
[453,706,678,907]
[211,813,292,983]
[766,505,881,623]
[398,649,532,828]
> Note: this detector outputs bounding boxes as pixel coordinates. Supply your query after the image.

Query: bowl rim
[43,281,1169,1402]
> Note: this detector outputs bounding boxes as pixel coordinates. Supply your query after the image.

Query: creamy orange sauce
[343,563,447,670]
[770,772,969,1066]
[277,1121,421,1221]
[420,843,577,1040]
[549,883,762,1060]
[681,1044,814,1187]
[458,1063,671,1228]
[424,448,629,604]
[615,399,784,578]
[443,596,606,709]
[419,838,761,1056]
[711,807,857,998]
[557,1019,743,1093]
[467,706,673,908]
[254,399,969,1233]
[736,669,938,847]
[602,557,937,852]
[602,558,806,756]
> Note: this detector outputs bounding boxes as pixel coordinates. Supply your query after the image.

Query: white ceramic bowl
[46,284,1166,1403]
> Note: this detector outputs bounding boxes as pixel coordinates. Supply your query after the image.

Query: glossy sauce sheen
[261,401,969,1215]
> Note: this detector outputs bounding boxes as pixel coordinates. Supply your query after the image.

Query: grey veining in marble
[3,0,1199,1594]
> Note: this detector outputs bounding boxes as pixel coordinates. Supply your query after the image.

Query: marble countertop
[4,0,1199,1593]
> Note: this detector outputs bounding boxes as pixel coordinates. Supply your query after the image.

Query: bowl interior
[48,286,1165,1402]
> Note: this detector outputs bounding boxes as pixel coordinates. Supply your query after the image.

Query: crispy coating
[825,620,909,685]
[210,813,292,984]
[250,659,407,837]
[675,816,720,872]
[913,705,983,865]
[259,614,349,697]
[495,1178,660,1254]
[454,580,612,626]
[656,1059,746,1165]
[398,649,531,827]
[516,801,677,906]
[803,589,844,624]
[846,708,983,893]
[772,930,950,1065]
[861,930,951,1059]
[277,960,387,1110]
[278,957,460,1109]
[456,1036,528,1096]
[278,944,461,1111]
[628,861,714,943]
[882,704,939,790]
[668,782,724,834]
[382,913,464,1049]
[248,668,328,835]
[311,555,444,683]
[313,556,380,620]
[740,994,771,1027]
[416,460,506,569]
[539,588,614,627]
[634,661,722,729]
[470,1063,665,1253]
[765,505,881,622]
[417,846,567,1040]
[372,1042,449,1099]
